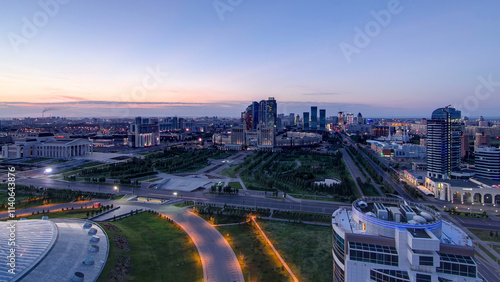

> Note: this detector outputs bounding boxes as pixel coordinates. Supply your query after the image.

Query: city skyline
[1,1,500,118]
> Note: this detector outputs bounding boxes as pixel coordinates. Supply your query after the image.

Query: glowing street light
[45,168,53,173]
[114,186,119,193]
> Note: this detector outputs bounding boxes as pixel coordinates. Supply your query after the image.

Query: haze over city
[1,0,500,118]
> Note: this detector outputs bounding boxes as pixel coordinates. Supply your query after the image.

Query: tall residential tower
[426,106,462,179]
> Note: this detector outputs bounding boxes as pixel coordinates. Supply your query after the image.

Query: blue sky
[1,0,499,118]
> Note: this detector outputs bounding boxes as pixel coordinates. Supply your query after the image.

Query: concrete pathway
[155,205,244,282]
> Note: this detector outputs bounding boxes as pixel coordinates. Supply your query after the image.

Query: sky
[1,0,499,119]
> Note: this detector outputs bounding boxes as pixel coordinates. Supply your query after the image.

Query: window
[370,269,410,282]
[333,229,345,263]
[416,273,432,282]
[334,261,345,282]
[419,256,434,266]
[436,253,477,278]
[349,242,398,266]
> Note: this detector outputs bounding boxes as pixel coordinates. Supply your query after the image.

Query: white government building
[1,133,93,159]
[332,197,481,282]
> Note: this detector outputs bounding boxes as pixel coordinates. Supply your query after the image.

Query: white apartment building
[332,197,481,282]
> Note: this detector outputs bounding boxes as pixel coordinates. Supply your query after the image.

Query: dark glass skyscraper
[259,100,266,126]
[426,106,462,179]
[311,106,318,130]
[303,112,310,130]
[252,101,260,130]
[265,97,277,128]
[319,109,326,130]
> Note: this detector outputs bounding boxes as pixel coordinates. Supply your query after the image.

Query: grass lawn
[0,194,30,205]
[12,207,100,220]
[469,228,500,242]
[174,201,194,208]
[50,159,69,164]
[476,243,498,263]
[219,166,240,178]
[145,177,164,182]
[79,161,105,168]
[491,244,500,255]
[0,197,73,212]
[258,220,333,282]
[228,182,243,190]
[359,183,381,197]
[134,175,163,181]
[97,212,202,282]
[216,223,290,282]
[23,158,50,163]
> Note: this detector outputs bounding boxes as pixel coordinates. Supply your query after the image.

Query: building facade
[319,109,326,130]
[426,106,462,179]
[1,134,93,159]
[303,112,310,130]
[332,197,480,282]
[474,146,500,180]
[311,106,318,130]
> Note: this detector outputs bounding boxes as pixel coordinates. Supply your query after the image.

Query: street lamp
[468,207,470,218]
[114,186,119,193]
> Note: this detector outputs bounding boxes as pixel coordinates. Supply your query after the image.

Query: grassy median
[216,219,332,282]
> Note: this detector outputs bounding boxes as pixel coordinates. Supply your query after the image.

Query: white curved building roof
[0,220,58,281]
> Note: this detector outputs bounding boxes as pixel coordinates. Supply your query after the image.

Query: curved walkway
[125,203,244,282]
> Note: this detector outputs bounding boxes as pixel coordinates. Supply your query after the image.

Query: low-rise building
[1,133,93,159]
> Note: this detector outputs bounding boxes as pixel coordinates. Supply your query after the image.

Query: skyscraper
[426,106,462,179]
[289,113,295,126]
[303,112,310,130]
[265,97,277,128]
[319,109,326,130]
[357,112,363,125]
[346,113,354,125]
[241,104,253,131]
[252,101,260,130]
[338,111,344,126]
[311,106,318,130]
[259,100,267,126]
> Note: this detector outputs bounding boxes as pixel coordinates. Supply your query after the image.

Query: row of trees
[210,184,240,194]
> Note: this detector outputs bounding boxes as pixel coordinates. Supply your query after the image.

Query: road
[342,134,414,200]
[340,148,365,197]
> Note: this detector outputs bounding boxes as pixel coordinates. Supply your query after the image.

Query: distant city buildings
[474,132,491,148]
[128,117,160,148]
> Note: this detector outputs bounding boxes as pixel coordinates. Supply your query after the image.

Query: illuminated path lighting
[251,216,299,282]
